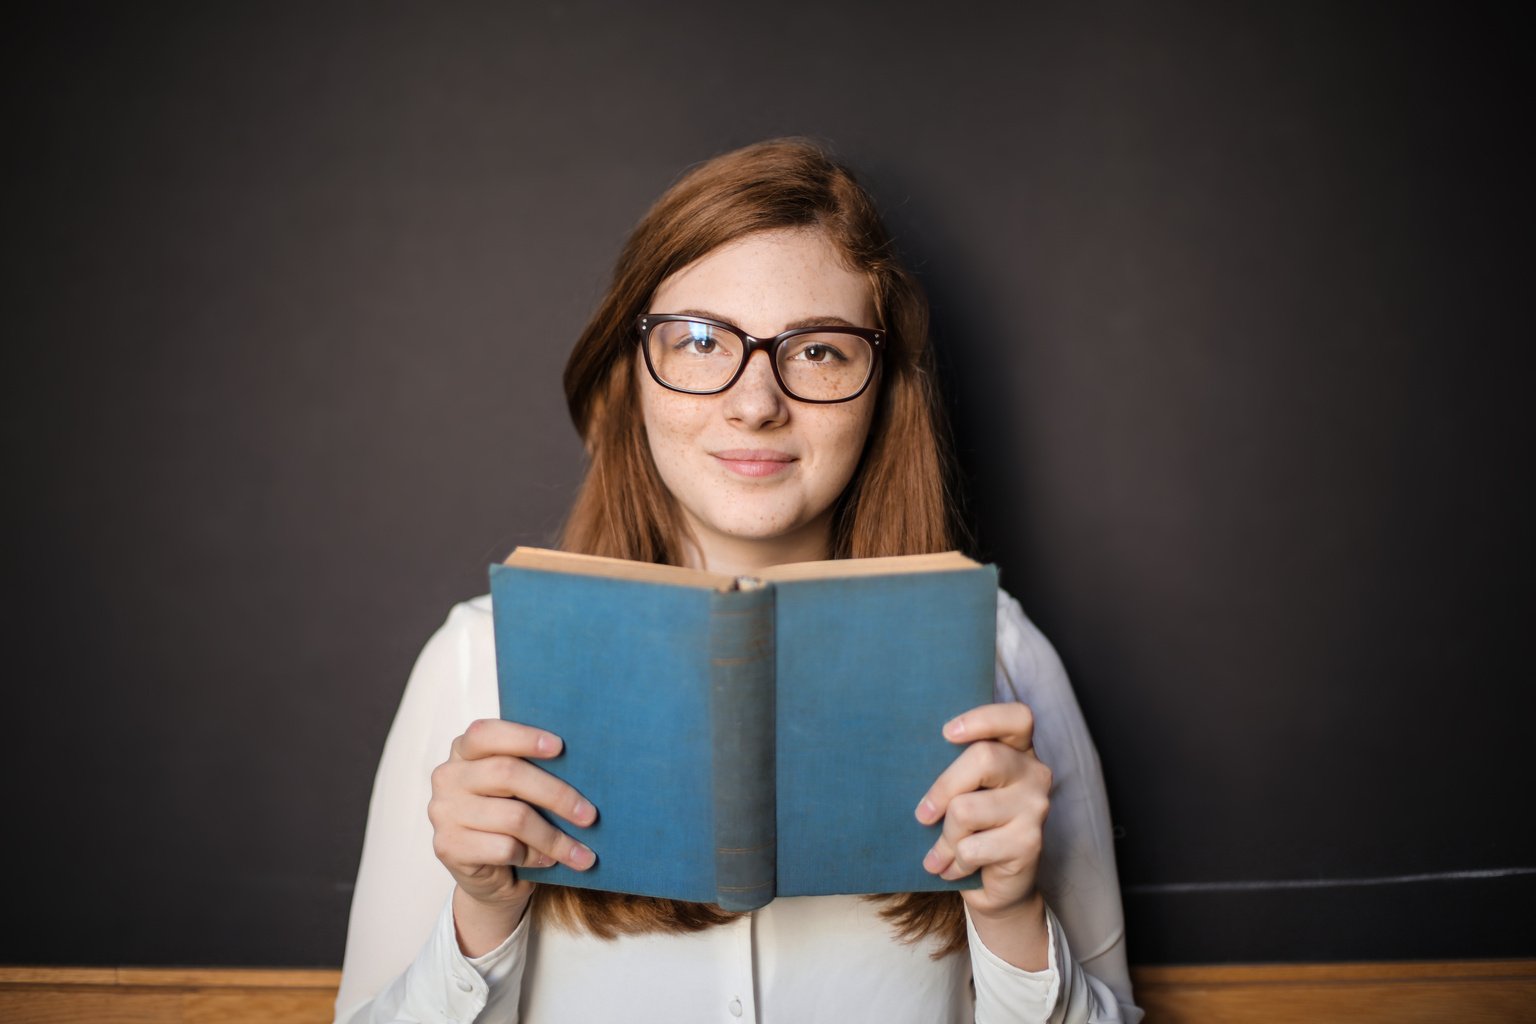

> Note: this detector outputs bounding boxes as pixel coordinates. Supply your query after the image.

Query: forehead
[651,228,875,330]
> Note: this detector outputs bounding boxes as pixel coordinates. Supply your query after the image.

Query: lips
[712,449,796,478]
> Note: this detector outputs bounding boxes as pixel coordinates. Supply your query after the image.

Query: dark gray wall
[5,2,1530,967]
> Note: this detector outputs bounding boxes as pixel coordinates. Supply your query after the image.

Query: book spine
[709,585,776,912]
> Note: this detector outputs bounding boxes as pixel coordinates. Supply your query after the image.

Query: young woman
[335,140,1140,1023]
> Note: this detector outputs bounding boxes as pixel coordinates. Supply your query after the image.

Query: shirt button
[455,977,473,992]
[729,997,743,1017]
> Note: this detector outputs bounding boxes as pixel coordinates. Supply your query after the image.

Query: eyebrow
[671,308,869,332]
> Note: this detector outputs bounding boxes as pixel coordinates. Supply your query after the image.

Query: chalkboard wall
[6,2,1531,968]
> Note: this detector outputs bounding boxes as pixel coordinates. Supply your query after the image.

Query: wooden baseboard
[1131,959,1536,1022]
[2,960,1532,1022]
[0,967,342,1024]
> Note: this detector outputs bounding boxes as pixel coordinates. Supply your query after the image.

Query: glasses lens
[776,332,875,401]
[647,319,741,392]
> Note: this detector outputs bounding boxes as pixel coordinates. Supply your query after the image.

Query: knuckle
[973,742,1004,775]
[944,793,977,829]
[1014,821,1044,861]
[990,857,1025,880]
[497,756,526,793]
[504,799,532,831]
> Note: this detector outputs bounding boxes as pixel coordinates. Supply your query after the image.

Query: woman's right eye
[670,324,730,357]
[678,334,717,354]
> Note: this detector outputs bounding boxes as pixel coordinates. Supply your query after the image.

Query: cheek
[815,405,877,493]
[638,388,698,465]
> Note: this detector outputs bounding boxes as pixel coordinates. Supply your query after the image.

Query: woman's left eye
[789,341,848,363]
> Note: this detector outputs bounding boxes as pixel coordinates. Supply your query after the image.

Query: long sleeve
[334,598,529,1024]
[976,592,1143,1023]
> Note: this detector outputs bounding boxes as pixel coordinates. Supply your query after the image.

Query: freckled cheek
[813,419,873,496]
[641,402,703,456]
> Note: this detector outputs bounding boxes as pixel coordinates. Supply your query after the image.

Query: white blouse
[335,591,1141,1023]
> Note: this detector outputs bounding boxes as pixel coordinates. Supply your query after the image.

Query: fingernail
[944,717,966,739]
[915,799,937,824]
[572,799,593,824]
[536,732,557,755]
[568,844,595,870]
[923,848,942,873]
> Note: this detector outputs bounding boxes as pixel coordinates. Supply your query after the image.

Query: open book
[489,547,997,911]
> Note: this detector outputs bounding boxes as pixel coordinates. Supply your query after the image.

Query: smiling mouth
[712,450,796,478]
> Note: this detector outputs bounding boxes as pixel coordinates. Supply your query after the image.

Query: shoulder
[417,594,494,660]
[992,588,1070,707]
[395,594,499,733]
[992,588,1101,780]
[454,592,494,626]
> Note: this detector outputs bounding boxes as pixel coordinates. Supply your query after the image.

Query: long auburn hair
[542,138,969,957]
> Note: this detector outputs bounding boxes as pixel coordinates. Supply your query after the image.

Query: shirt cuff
[414,895,531,1023]
[464,901,531,980]
[966,903,1064,1023]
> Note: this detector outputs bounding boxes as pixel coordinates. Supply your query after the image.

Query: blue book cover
[490,548,996,911]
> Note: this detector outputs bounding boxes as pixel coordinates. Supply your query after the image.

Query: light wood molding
[0,967,340,1024]
[1,960,1532,1022]
[1132,959,1536,1022]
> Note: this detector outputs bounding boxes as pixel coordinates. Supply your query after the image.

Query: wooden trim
[1,960,1532,1022]
[0,967,340,989]
[1133,958,1536,984]
[113,968,342,990]
[1131,959,1536,1022]
[0,967,342,1024]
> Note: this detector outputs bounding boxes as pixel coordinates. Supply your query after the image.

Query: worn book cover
[489,547,996,911]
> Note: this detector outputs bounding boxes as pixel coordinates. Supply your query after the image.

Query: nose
[722,350,788,429]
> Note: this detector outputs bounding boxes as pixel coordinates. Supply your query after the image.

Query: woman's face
[639,227,879,573]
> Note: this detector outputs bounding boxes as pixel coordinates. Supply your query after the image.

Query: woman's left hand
[916,702,1052,964]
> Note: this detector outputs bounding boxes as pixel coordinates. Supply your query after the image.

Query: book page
[755,550,977,583]
[504,547,735,590]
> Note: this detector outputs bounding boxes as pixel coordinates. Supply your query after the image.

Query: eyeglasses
[636,314,884,404]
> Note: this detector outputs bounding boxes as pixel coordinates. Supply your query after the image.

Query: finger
[916,741,1032,823]
[949,816,1045,883]
[463,797,596,871]
[453,719,564,762]
[451,756,597,827]
[943,703,1035,753]
[438,827,526,872]
[435,800,595,873]
[437,823,560,871]
[939,786,1018,840]
[927,789,1018,880]
[924,832,993,882]
[942,784,1046,857]
[923,833,959,878]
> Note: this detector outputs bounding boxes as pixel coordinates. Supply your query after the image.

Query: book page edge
[502,547,735,590]
[755,550,980,583]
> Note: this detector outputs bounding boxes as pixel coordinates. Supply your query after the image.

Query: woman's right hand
[428,718,598,949]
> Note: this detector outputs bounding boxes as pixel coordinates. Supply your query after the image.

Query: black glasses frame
[635,313,885,404]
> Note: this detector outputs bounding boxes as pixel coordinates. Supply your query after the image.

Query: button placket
[728,910,760,1023]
